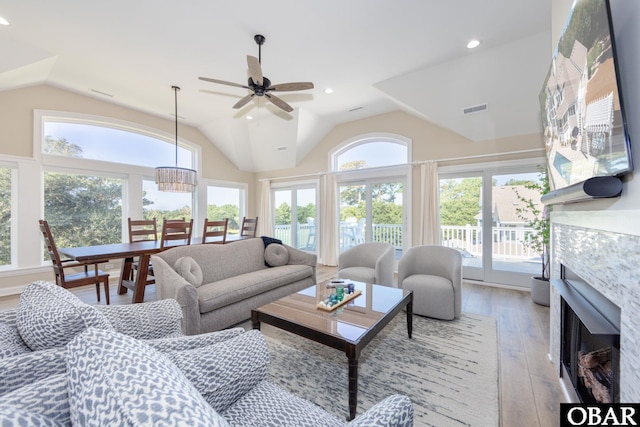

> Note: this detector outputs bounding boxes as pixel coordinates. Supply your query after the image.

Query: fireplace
[554,265,620,403]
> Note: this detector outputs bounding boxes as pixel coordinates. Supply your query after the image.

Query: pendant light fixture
[155,85,197,192]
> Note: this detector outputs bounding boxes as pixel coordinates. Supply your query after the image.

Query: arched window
[40,113,195,169]
[331,134,409,171]
[329,134,411,256]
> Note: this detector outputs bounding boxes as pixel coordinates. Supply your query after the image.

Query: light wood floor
[0,265,566,426]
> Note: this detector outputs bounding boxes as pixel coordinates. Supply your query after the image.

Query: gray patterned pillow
[264,243,289,267]
[0,322,30,358]
[16,281,113,351]
[174,256,204,287]
[66,328,230,427]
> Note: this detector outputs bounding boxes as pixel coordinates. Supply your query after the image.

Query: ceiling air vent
[463,103,488,114]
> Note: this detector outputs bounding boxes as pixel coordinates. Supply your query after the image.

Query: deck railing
[272,223,538,260]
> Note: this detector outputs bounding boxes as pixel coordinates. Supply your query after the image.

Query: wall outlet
[104,263,115,270]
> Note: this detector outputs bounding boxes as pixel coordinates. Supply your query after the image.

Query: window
[333,137,408,171]
[206,184,245,234]
[43,120,194,169]
[34,111,199,263]
[438,159,546,287]
[331,134,410,257]
[143,179,192,222]
[272,185,317,251]
[0,166,13,268]
[43,171,124,248]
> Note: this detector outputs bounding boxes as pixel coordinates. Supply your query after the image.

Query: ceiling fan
[199,34,314,113]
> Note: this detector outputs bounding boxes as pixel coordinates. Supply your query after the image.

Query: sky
[44,122,192,168]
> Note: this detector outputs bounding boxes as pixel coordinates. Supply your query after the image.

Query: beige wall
[0,84,255,186]
[256,110,545,247]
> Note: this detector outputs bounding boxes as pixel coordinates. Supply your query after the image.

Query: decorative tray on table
[316,290,362,312]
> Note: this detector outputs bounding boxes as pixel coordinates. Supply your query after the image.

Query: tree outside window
[0,168,12,266]
[43,137,123,250]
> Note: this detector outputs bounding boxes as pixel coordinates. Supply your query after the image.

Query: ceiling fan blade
[265,93,293,113]
[269,82,314,92]
[247,55,263,86]
[232,93,255,109]
[199,76,250,90]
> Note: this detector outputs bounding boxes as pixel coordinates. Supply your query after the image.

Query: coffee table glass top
[254,280,410,343]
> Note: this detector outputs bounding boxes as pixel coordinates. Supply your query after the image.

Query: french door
[439,161,544,287]
[338,177,405,259]
[272,184,317,252]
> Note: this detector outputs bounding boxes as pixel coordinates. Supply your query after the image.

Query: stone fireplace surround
[550,219,640,402]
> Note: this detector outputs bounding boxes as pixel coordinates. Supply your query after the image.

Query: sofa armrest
[0,309,17,327]
[348,394,413,427]
[151,255,201,335]
[145,328,244,353]
[165,330,269,413]
[283,244,317,281]
[96,299,183,340]
[0,348,66,396]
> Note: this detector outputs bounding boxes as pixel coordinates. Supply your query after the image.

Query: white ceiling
[0,0,551,172]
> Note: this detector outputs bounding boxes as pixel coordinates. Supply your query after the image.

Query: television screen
[539,0,632,193]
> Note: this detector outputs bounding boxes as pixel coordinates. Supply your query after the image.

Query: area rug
[262,312,499,427]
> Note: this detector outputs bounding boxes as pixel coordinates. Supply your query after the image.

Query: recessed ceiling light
[324,88,334,94]
[467,39,481,49]
[0,16,10,26]
[246,115,253,120]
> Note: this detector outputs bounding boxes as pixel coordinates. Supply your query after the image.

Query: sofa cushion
[221,380,344,427]
[165,330,269,413]
[197,264,313,313]
[264,243,289,267]
[174,256,204,287]
[0,322,30,358]
[16,281,113,351]
[66,328,229,427]
[0,374,70,425]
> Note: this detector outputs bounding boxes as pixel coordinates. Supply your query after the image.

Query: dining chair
[240,217,258,238]
[160,218,193,248]
[39,219,110,304]
[127,218,157,286]
[202,218,228,244]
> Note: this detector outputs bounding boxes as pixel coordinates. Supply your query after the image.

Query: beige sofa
[151,238,316,334]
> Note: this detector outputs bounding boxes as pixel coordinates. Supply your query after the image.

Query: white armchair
[398,245,462,320]
[338,242,395,287]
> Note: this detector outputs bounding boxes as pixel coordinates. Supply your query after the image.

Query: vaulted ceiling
[0,1,551,172]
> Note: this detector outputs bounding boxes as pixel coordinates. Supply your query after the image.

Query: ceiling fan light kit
[199,34,314,114]
[156,86,197,192]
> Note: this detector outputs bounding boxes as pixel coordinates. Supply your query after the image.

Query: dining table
[58,234,255,303]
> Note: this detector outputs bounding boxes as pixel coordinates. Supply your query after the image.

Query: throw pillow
[264,243,289,267]
[16,281,113,351]
[0,322,31,358]
[66,328,229,427]
[174,256,204,287]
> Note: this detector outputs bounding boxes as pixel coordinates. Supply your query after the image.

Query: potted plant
[515,166,551,306]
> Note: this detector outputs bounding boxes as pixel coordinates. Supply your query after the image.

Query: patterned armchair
[0,283,413,426]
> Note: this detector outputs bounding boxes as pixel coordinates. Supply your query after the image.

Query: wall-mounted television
[539,0,633,204]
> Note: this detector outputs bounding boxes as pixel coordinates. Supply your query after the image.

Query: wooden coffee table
[251,280,413,420]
